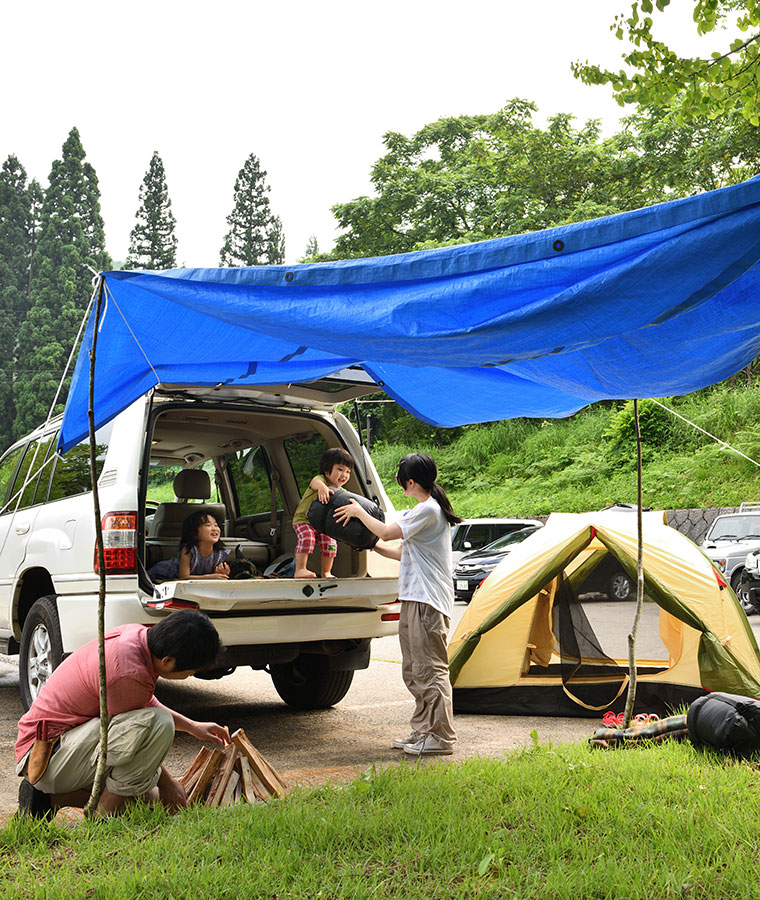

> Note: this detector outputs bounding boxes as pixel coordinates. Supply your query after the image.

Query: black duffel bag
[307,488,384,551]
[687,692,760,758]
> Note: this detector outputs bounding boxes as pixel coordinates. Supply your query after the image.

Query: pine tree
[124,151,177,270]
[14,128,111,437]
[219,153,284,266]
[0,157,40,450]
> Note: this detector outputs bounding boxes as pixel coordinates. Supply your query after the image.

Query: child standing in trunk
[292,448,353,579]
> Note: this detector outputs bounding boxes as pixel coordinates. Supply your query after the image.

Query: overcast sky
[2,0,712,267]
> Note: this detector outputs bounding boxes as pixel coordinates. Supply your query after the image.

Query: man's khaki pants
[399,600,456,746]
[19,707,174,797]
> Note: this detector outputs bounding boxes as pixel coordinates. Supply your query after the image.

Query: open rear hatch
[146,575,399,613]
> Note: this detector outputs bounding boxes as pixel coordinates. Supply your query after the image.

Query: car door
[0,436,55,631]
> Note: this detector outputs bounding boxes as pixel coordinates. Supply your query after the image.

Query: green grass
[4,739,760,899]
[371,384,760,516]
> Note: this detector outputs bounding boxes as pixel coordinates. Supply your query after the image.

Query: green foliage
[573,0,760,122]
[13,128,111,438]
[219,153,285,266]
[0,156,39,451]
[124,151,178,270]
[370,384,760,517]
[323,98,760,260]
[301,233,319,261]
[5,743,760,898]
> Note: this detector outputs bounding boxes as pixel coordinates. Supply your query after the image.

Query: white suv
[0,373,399,710]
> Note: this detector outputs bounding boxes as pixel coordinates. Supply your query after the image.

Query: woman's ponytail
[396,453,462,526]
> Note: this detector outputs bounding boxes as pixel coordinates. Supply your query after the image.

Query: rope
[651,398,760,469]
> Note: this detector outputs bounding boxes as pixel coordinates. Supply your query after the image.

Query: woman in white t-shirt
[335,453,462,756]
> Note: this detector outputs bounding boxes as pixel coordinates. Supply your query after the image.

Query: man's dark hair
[319,447,353,477]
[147,610,221,671]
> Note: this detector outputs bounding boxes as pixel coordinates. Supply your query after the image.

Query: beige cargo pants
[19,707,175,797]
[398,600,456,747]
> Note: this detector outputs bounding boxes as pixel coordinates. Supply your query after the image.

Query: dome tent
[448,510,760,717]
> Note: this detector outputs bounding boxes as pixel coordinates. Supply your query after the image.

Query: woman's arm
[373,539,402,561]
[334,500,403,542]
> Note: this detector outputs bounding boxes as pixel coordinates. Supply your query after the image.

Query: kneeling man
[16,610,229,817]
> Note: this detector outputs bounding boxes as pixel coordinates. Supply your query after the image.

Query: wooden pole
[622,399,645,729]
[84,277,109,814]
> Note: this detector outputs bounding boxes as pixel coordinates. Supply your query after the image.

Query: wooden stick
[206,745,239,808]
[232,729,290,796]
[219,770,240,807]
[237,754,269,802]
[187,747,224,806]
[179,746,211,789]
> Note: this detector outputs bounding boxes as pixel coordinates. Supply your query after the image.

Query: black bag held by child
[687,692,760,758]
[307,488,384,551]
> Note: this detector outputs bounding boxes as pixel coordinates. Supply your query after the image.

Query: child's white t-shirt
[398,497,454,618]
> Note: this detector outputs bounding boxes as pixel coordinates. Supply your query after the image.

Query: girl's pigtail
[430,482,462,526]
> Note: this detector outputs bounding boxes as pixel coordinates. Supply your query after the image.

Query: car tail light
[94,512,137,574]
[381,612,400,621]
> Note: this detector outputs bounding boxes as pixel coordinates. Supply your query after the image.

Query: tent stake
[622,399,644,728]
[84,276,109,814]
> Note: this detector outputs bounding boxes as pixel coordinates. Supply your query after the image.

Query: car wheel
[270,653,354,709]
[608,572,634,601]
[19,596,64,711]
[731,570,754,615]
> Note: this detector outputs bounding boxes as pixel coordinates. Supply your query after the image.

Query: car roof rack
[739,502,760,511]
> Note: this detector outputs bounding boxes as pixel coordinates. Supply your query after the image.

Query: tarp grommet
[285,272,294,282]
[553,240,564,252]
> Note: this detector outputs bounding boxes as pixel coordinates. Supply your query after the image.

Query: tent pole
[622,399,644,728]
[84,276,109,814]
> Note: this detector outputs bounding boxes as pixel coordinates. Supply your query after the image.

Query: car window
[480,525,541,553]
[0,445,25,510]
[15,433,57,509]
[284,433,332,497]
[460,524,492,549]
[708,515,760,541]
[228,446,282,517]
[48,423,113,503]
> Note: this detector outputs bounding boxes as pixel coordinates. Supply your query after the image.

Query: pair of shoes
[392,731,421,749]
[17,779,53,820]
[403,735,454,756]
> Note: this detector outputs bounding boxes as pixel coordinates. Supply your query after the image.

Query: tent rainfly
[448,510,760,718]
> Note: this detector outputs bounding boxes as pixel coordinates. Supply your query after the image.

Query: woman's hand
[334,499,362,524]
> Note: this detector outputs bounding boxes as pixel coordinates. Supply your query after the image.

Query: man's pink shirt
[16,624,159,761]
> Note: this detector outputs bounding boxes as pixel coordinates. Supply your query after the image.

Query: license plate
[456,580,468,591]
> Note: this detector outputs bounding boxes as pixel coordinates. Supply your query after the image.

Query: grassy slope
[4,740,760,899]
[372,384,760,517]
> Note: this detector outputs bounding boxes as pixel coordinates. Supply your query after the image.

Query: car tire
[608,572,634,601]
[730,570,754,615]
[270,653,354,709]
[19,596,64,711]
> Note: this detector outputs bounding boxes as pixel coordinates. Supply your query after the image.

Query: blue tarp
[60,175,760,452]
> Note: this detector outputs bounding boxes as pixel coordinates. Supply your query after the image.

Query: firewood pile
[178,728,291,807]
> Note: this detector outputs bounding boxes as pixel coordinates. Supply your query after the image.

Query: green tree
[220,154,284,266]
[573,0,760,122]
[124,151,177,270]
[0,157,42,450]
[302,234,319,261]
[14,128,111,437]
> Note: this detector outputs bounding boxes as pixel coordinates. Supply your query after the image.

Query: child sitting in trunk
[292,448,353,578]
[149,510,231,582]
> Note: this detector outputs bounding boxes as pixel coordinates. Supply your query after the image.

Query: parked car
[451,517,543,569]
[702,503,760,612]
[453,524,544,602]
[575,553,636,601]
[739,550,760,614]
[0,371,400,710]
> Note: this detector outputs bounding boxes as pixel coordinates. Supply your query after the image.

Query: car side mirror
[462,541,472,550]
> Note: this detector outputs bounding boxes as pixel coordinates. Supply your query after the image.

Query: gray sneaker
[403,734,454,756]
[392,731,421,749]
